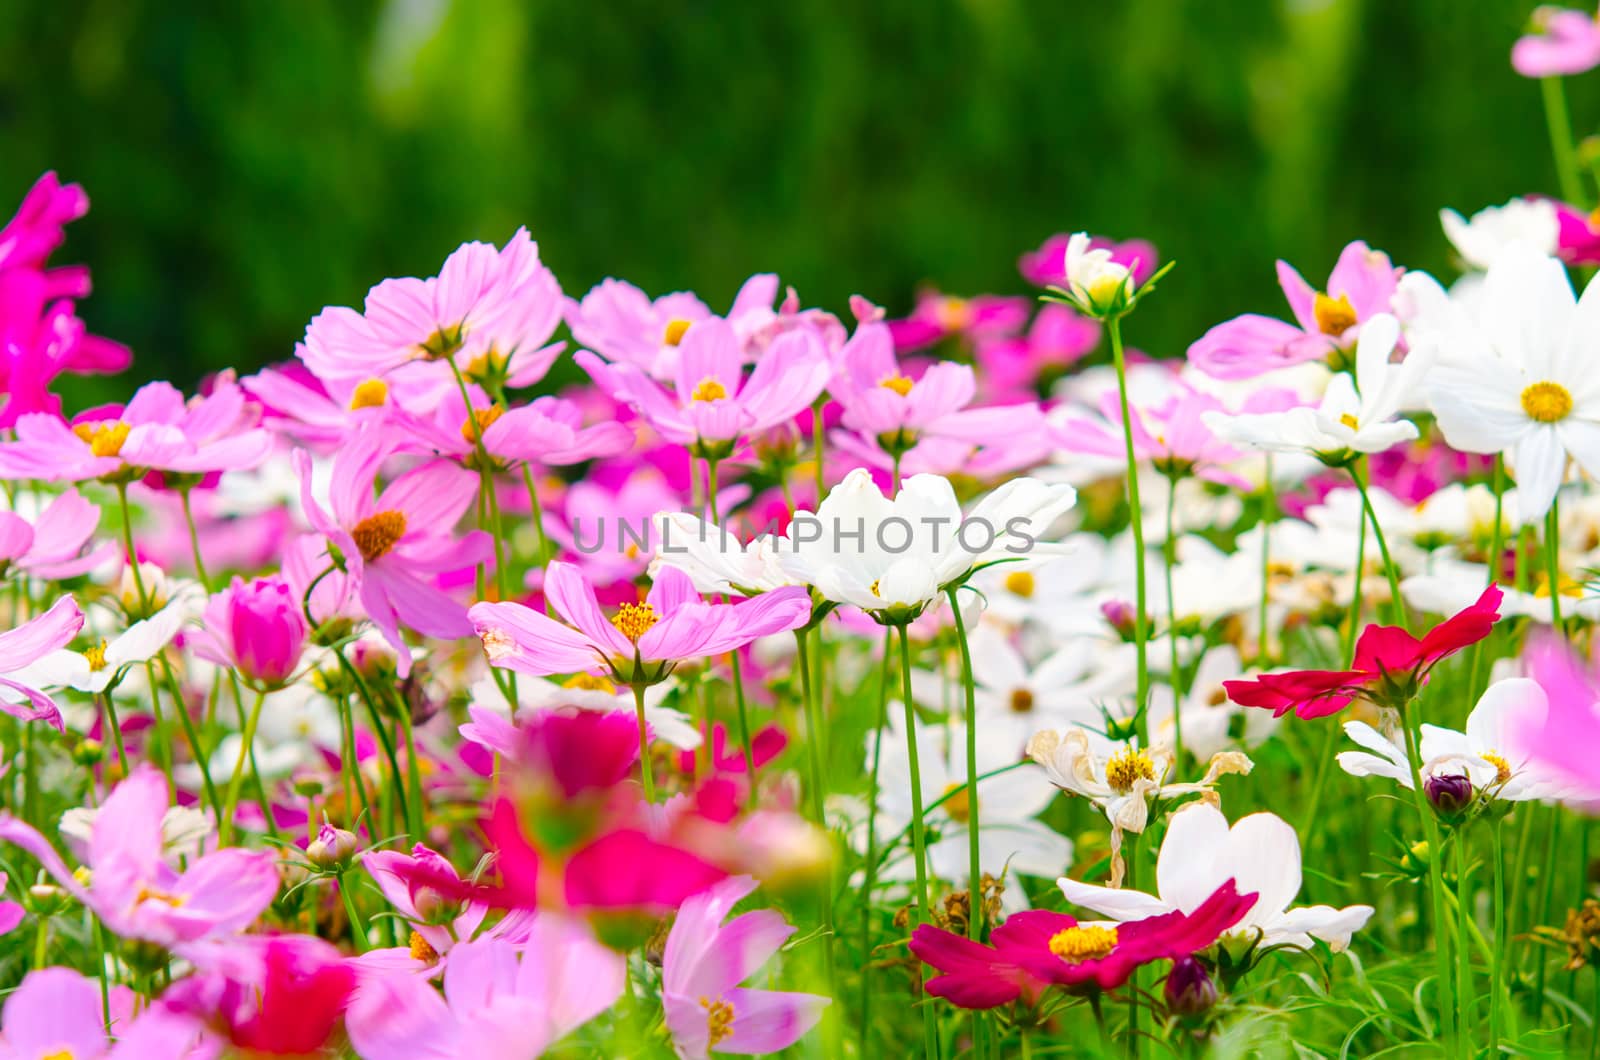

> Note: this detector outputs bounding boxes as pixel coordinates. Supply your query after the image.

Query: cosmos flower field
[7,11,1600,1060]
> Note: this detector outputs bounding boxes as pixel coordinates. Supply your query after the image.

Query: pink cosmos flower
[299,228,564,386]
[566,273,779,381]
[0,379,273,483]
[1513,6,1600,77]
[973,304,1101,400]
[576,318,829,454]
[0,489,115,580]
[294,436,490,675]
[831,317,1048,467]
[0,765,279,949]
[0,173,132,428]
[885,290,1030,353]
[1225,585,1504,719]
[360,843,538,975]
[1020,233,1159,289]
[189,575,309,689]
[0,596,85,729]
[469,562,811,685]
[242,360,424,448]
[0,967,208,1060]
[161,934,354,1056]
[1187,241,1402,380]
[1551,198,1600,265]
[347,928,624,1060]
[909,879,1256,1008]
[1515,633,1600,800]
[662,875,828,1059]
[548,467,697,585]
[413,386,634,472]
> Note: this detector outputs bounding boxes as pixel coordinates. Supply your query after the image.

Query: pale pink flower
[0,488,116,580]
[0,596,85,729]
[566,273,779,381]
[1513,6,1600,77]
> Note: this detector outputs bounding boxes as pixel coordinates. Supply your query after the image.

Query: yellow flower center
[1339,413,1359,431]
[409,929,440,963]
[1520,380,1574,423]
[563,673,619,694]
[72,420,131,457]
[1313,292,1358,336]
[700,997,735,1047]
[461,405,505,443]
[663,319,693,347]
[1481,751,1512,785]
[82,640,108,673]
[869,579,882,597]
[1048,924,1119,963]
[349,379,389,410]
[40,1051,75,1060]
[1104,746,1156,794]
[940,782,973,823]
[1003,570,1036,598]
[691,378,729,403]
[351,510,407,563]
[610,602,660,643]
[879,374,915,397]
[936,296,971,330]
[133,884,187,908]
[1009,688,1035,714]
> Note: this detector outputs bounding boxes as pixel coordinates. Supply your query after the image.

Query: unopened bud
[306,824,359,870]
[1425,773,1474,824]
[1165,957,1217,1019]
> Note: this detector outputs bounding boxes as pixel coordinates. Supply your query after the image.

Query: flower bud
[306,824,359,870]
[1425,772,1474,823]
[200,576,309,688]
[1101,599,1137,640]
[1165,957,1217,1019]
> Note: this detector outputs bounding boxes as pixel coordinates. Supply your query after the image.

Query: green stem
[1490,817,1506,1053]
[156,656,221,825]
[944,586,984,941]
[1398,700,1459,1048]
[633,683,656,803]
[859,630,892,1058]
[1343,489,1368,667]
[1545,499,1565,631]
[811,399,826,504]
[1542,76,1586,207]
[520,462,552,566]
[895,623,940,1058]
[113,484,149,608]
[1454,828,1474,1054]
[97,693,129,775]
[1350,461,1407,629]
[1258,457,1275,667]
[729,653,756,804]
[219,690,267,846]
[178,488,212,591]
[1468,456,1507,703]
[1534,807,1564,1019]
[1109,316,1150,741]
[333,651,396,834]
[340,870,369,953]
[794,630,839,1043]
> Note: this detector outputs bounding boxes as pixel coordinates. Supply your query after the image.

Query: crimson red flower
[1224,584,1503,719]
[909,880,1257,1009]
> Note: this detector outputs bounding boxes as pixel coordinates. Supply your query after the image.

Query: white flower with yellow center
[1063,233,1137,312]
[1423,245,1600,519]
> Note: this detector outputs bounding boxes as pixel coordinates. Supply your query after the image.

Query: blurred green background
[0,0,1578,405]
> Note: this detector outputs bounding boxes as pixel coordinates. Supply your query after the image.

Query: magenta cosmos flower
[0,966,209,1060]
[347,928,624,1060]
[359,843,540,973]
[1187,241,1402,380]
[1513,6,1600,77]
[909,879,1256,1008]
[469,561,810,685]
[577,317,828,456]
[0,765,279,949]
[299,228,563,387]
[0,488,115,580]
[974,303,1101,400]
[0,172,132,428]
[566,273,780,381]
[0,379,273,484]
[295,436,489,675]
[1514,633,1600,800]
[885,289,1030,353]
[189,575,309,689]
[663,875,828,1059]
[0,595,85,729]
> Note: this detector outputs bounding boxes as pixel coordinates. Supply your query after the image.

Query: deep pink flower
[0,379,273,483]
[347,928,624,1060]
[0,595,85,729]
[566,273,779,381]
[662,875,829,1059]
[190,575,309,688]
[1551,197,1600,265]
[1225,585,1504,719]
[910,880,1256,1008]
[0,489,114,581]
[1187,241,1402,380]
[463,707,642,800]
[0,766,279,948]
[1020,233,1158,289]
[0,966,207,1059]
[295,435,490,675]
[468,562,811,685]
[885,290,1030,353]
[299,228,563,386]
[576,318,829,453]
[1513,6,1600,77]
[973,304,1101,399]
[162,934,354,1056]
[677,721,786,778]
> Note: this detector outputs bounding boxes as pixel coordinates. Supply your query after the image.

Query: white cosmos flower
[778,468,1076,621]
[1204,315,1429,460]
[1423,246,1600,519]
[1439,198,1559,271]
[649,511,801,595]
[1338,677,1567,802]
[7,585,204,696]
[1064,232,1137,309]
[1056,802,1374,952]
[61,803,213,860]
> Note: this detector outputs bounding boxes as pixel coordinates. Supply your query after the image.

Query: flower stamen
[349,379,389,410]
[1048,924,1118,963]
[879,375,915,397]
[610,602,660,643]
[700,997,735,1047]
[351,511,407,562]
[1313,292,1358,336]
[73,420,131,458]
[1104,746,1156,794]
[663,319,692,347]
[691,378,728,403]
[1521,380,1574,423]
